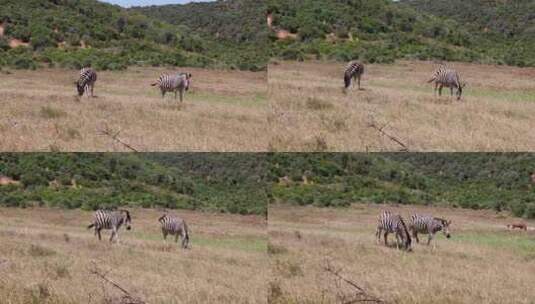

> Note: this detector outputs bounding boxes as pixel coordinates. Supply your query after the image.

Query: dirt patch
[9,39,29,48]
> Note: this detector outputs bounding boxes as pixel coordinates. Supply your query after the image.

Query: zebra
[158,214,190,249]
[427,65,466,100]
[75,67,97,98]
[151,72,192,103]
[408,214,451,246]
[87,209,131,243]
[343,61,365,92]
[375,210,412,251]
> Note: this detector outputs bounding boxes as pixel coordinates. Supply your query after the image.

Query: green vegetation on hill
[267,0,534,67]
[400,0,535,67]
[0,0,266,71]
[132,0,269,71]
[0,153,267,215]
[269,154,535,219]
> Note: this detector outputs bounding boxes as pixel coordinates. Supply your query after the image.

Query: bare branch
[367,119,408,152]
[98,124,139,152]
[89,261,146,304]
[323,260,385,304]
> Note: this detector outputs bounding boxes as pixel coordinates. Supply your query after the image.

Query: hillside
[267,0,534,67]
[400,0,535,67]
[269,154,535,218]
[0,0,265,71]
[131,0,269,71]
[0,153,268,215]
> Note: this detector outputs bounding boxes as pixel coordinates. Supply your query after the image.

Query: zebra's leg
[427,233,433,246]
[110,229,117,243]
[375,227,382,244]
[91,83,95,98]
[434,83,439,97]
[97,228,102,241]
[179,90,184,103]
[162,229,168,241]
[161,89,166,99]
[357,76,362,90]
[438,85,443,97]
[175,233,180,243]
[384,232,389,246]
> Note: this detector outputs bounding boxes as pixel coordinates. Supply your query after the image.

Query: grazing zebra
[87,209,132,243]
[408,214,451,246]
[427,65,466,100]
[158,214,190,249]
[375,210,412,250]
[151,72,192,102]
[75,67,97,98]
[343,60,365,92]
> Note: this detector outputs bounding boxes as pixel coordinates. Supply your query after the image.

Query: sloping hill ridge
[131,0,269,71]
[270,154,535,219]
[267,0,534,67]
[0,153,268,215]
[0,0,265,70]
[399,0,535,67]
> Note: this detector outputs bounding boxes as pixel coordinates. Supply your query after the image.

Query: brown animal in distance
[506,223,527,231]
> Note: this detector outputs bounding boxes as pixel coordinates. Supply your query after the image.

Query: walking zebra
[75,67,97,98]
[408,214,451,246]
[427,65,466,100]
[151,72,192,103]
[158,214,190,249]
[375,210,412,250]
[343,61,365,92]
[87,209,131,243]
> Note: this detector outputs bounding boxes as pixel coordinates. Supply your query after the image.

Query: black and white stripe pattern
[343,61,365,92]
[427,65,466,100]
[87,209,132,243]
[408,214,451,246]
[158,214,190,249]
[75,67,97,97]
[375,210,412,250]
[151,72,192,102]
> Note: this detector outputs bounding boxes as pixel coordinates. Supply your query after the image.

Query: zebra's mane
[433,217,448,225]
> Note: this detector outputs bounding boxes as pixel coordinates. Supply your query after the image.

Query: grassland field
[269,60,535,152]
[0,207,267,304]
[0,67,267,152]
[268,204,535,304]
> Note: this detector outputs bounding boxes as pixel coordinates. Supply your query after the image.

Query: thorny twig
[367,118,408,152]
[98,124,139,152]
[89,261,146,304]
[324,260,385,304]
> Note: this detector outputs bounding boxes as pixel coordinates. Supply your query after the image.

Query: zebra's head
[398,216,412,251]
[74,81,85,96]
[158,214,167,223]
[181,73,192,91]
[121,210,132,230]
[437,218,451,238]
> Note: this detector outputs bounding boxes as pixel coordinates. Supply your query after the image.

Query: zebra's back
[79,68,97,85]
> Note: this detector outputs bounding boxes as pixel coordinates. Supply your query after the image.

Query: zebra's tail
[426,76,436,83]
[87,223,95,229]
[150,82,158,86]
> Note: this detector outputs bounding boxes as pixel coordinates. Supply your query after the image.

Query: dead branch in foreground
[367,120,408,152]
[323,261,385,304]
[98,124,139,152]
[89,261,146,304]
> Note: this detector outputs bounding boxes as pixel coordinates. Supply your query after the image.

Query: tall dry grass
[0,207,267,303]
[0,67,267,152]
[269,60,535,151]
[269,204,535,304]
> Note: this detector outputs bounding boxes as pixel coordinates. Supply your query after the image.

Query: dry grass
[0,67,267,151]
[0,207,267,303]
[269,60,535,151]
[269,204,535,304]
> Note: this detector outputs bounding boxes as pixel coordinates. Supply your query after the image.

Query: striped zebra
[151,72,192,102]
[375,210,412,250]
[87,209,132,243]
[343,61,365,92]
[158,214,190,249]
[75,67,97,98]
[427,65,466,100]
[408,214,451,246]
